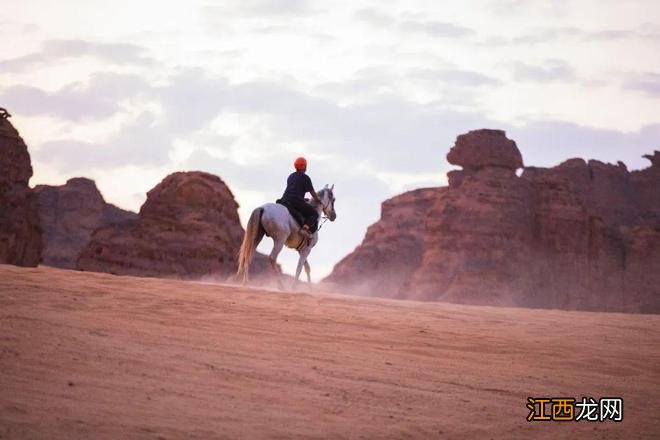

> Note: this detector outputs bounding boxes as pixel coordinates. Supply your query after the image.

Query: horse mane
[311,187,331,208]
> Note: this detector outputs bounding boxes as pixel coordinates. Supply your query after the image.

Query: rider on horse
[236,158,336,287]
[280,157,321,239]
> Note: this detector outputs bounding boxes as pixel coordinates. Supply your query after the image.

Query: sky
[2,0,659,279]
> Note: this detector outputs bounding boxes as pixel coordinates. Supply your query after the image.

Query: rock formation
[34,178,137,269]
[446,128,523,171]
[325,129,660,313]
[0,110,42,266]
[77,171,271,279]
[323,188,443,298]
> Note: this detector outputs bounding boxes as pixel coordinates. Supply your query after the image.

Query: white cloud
[0,72,149,120]
[0,39,155,72]
[509,59,577,82]
[623,72,660,97]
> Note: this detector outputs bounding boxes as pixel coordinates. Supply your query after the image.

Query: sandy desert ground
[1,264,659,439]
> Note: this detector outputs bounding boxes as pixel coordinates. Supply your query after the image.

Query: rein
[317,216,329,231]
[295,189,333,250]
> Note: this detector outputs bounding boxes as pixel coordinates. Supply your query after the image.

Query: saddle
[276,198,305,227]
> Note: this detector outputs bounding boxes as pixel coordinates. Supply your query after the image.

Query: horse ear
[330,184,334,191]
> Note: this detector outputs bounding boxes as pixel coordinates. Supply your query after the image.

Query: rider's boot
[299,225,313,239]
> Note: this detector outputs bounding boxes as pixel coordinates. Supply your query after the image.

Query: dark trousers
[284,197,319,231]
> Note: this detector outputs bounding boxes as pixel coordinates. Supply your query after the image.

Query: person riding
[280,157,321,239]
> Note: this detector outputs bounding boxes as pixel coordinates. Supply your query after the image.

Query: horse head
[321,184,337,222]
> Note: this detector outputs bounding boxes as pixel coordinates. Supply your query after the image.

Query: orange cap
[294,157,307,171]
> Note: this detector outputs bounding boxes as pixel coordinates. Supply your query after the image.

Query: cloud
[354,8,474,39]
[510,120,660,171]
[399,19,475,38]
[511,26,583,45]
[155,69,231,134]
[34,112,173,171]
[236,0,313,15]
[409,68,501,87]
[0,19,40,36]
[638,22,660,40]
[316,65,500,110]
[510,59,576,82]
[27,68,660,181]
[0,39,155,72]
[623,72,660,97]
[354,8,396,27]
[24,68,487,175]
[314,67,399,98]
[505,23,660,46]
[204,0,314,19]
[585,29,634,41]
[21,23,40,34]
[0,72,149,120]
[487,0,569,17]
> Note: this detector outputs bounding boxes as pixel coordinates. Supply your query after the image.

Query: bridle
[317,190,334,231]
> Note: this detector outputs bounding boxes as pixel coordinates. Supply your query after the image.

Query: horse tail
[236,207,264,283]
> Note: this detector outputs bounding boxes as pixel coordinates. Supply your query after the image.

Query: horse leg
[292,249,311,290]
[269,238,285,290]
[304,260,311,284]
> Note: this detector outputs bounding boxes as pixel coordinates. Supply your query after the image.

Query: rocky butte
[35,178,137,269]
[77,171,271,280]
[325,129,660,313]
[0,110,42,266]
[324,187,443,298]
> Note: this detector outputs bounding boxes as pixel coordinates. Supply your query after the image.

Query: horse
[236,185,337,289]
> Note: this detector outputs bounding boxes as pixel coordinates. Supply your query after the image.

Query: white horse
[236,185,337,289]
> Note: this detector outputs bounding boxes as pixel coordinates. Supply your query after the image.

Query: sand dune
[1,265,659,439]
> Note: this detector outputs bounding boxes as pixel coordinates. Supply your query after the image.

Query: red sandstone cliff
[34,178,137,269]
[0,111,42,266]
[77,171,271,279]
[323,187,443,298]
[325,129,660,313]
